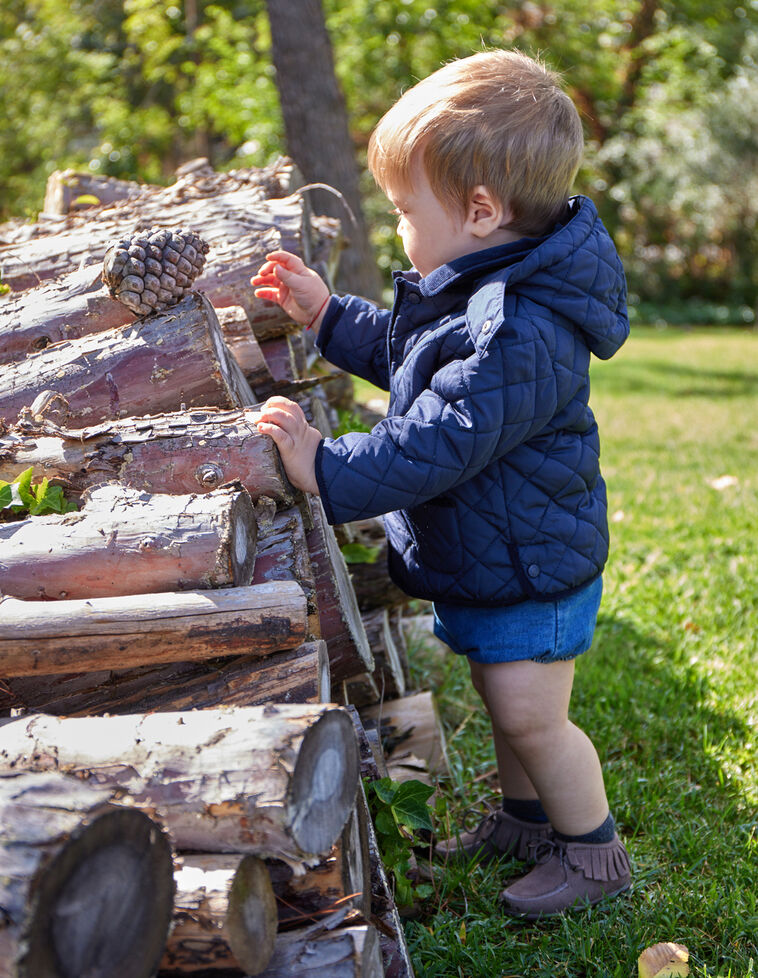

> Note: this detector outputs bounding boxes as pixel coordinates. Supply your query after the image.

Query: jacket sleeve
[315,321,558,524]
[316,295,391,391]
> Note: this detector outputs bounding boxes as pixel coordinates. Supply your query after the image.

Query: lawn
[378,328,758,977]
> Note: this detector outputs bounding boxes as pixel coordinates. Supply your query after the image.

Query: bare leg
[469,659,539,801]
[475,658,609,836]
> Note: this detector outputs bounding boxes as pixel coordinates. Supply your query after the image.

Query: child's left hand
[256,396,322,495]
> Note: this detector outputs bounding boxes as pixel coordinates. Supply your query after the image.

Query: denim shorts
[432,576,603,665]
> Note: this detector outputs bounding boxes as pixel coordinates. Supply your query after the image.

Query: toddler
[252,49,631,918]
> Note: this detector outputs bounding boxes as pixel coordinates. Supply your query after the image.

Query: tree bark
[0,704,360,866]
[42,170,143,216]
[0,407,292,506]
[0,770,174,978]
[362,608,407,701]
[0,173,319,294]
[0,640,330,718]
[260,923,384,978]
[305,497,374,688]
[0,482,257,601]
[0,293,254,427]
[362,691,450,785]
[269,793,371,929]
[162,854,278,975]
[0,580,307,676]
[264,0,382,302]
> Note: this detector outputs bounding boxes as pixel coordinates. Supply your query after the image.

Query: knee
[496,711,568,749]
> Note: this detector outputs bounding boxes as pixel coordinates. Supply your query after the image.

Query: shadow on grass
[405,613,757,977]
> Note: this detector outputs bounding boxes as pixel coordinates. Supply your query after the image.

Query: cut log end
[230,486,258,585]
[18,807,174,978]
[290,709,360,857]
[226,854,279,975]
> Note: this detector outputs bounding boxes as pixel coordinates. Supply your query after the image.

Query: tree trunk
[162,854,278,975]
[215,305,275,391]
[0,704,360,866]
[0,407,292,506]
[0,771,174,978]
[305,497,374,688]
[264,0,381,301]
[0,640,330,718]
[0,482,257,601]
[0,293,254,427]
[269,793,371,929]
[0,580,307,676]
[260,924,384,978]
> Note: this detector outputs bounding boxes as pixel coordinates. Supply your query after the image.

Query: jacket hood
[414,196,629,361]
[504,196,629,360]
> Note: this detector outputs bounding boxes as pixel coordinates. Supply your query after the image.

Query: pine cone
[102,227,210,315]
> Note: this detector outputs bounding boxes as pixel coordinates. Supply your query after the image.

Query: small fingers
[256,421,294,453]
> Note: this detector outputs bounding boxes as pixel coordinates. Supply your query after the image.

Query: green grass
[395,328,758,977]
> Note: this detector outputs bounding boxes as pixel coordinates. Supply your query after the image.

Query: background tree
[263,0,381,299]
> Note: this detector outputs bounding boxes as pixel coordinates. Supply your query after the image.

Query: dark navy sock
[501,796,550,824]
[555,811,616,844]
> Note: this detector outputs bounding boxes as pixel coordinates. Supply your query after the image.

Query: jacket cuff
[314,296,342,358]
[314,438,338,524]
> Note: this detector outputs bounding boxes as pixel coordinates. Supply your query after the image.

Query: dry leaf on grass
[638,941,690,978]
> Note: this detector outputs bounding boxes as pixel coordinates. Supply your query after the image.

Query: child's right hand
[251,251,330,331]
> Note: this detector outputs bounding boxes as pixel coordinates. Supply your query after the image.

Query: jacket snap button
[482,319,492,333]
[408,292,421,304]
[527,563,540,578]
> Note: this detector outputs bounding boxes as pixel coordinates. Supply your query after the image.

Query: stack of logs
[0,159,448,978]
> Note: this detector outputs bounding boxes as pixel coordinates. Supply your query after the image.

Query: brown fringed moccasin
[499,834,631,919]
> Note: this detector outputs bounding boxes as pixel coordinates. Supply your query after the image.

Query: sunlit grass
[394,328,757,977]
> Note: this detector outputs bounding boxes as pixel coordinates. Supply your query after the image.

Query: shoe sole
[500,881,631,921]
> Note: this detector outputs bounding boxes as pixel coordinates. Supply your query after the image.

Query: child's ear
[466,186,513,238]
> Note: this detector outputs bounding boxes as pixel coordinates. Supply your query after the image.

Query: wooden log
[0,407,293,506]
[362,692,450,786]
[269,793,371,929]
[216,305,275,391]
[344,706,388,782]
[362,608,407,701]
[305,497,373,689]
[0,182,311,294]
[343,671,381,710]
[0,292,254,426]
[43,170,143,216]
[259,923,384,978]
[0,770,174,978]
[0,705,360,865]
[253,503,319,638]
[0,580,307,676]
[162,854,278,975]
[0,640,330,718]
[259,334,299,385]
[0,482,257,601]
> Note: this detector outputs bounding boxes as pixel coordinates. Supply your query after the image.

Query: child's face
[386,158,476,278]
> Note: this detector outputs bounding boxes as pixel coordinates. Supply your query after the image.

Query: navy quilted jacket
[314,196,629,605]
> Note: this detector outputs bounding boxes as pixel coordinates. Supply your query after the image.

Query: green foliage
[333,407,374,436]
[0,467,78,520]
[1,1,756,306]
[365,776,437,907]
[340,541,381,565]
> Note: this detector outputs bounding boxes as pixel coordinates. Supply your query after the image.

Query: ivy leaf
[13,468,35,511]
[390,780,435,832]
[371,777,398,805]
[0,482,12,510]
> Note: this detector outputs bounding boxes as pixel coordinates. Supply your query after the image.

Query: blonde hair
[367,50,584,237]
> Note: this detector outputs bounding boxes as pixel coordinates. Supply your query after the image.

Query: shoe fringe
[567,838,631,882]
